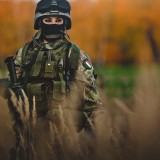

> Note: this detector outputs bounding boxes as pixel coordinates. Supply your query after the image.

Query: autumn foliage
[0,0,160,65]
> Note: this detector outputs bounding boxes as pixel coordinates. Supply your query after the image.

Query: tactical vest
[20,39,81,116]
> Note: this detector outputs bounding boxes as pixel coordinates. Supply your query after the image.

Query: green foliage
[96,65,138,99]
[0,69,7,78]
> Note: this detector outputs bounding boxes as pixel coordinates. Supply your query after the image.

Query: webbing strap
[22,42,31,62]
[32,51,45,77]
[57,55,66,94]
[70,44,80,69]
[59,72,66,94]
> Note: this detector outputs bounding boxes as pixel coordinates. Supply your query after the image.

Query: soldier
[7,0,103,160]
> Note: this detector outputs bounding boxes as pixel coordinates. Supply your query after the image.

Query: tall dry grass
[130,66,160,160]
[1,66,160,160]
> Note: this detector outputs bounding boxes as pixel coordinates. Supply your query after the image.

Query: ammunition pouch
[43,61,56,78]
[27,83,44,101]
[53,81,65,101]
[26,81,66,114]
[26,82,51,114]
[48,81,66,111]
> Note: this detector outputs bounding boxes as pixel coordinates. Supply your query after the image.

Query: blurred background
[1,0,160,160]
[0,0,160,98]
[1,0,160,63]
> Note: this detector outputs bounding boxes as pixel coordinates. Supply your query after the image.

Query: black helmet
[34,0,71,30]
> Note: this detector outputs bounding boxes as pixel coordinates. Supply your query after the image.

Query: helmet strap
[63,23,70,41]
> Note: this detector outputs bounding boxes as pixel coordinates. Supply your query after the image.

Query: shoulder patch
[82,58,92,70]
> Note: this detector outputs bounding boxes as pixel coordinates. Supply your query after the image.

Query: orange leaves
[0,0,160,64]
[0,1,35,56]
[70,0,160,64]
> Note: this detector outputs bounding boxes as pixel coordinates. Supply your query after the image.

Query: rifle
[5,56,21,91]
[4,56,30,160]
[4,56,26,115]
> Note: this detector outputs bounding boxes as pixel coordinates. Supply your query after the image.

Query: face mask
[41,22,65,36]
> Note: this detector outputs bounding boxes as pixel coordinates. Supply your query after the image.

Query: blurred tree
[0,1,35,57]
[0,0,160,65]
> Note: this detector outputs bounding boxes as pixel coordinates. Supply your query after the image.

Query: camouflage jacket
[14,32,103,132]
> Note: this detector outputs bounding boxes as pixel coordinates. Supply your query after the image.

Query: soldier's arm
[13,48,24,79]
[75,51,104,131]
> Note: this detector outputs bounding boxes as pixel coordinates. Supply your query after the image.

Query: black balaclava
[41,21,65,39]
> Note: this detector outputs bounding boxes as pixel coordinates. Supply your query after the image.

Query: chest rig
[22,39,80,84]
[20,38,80,115]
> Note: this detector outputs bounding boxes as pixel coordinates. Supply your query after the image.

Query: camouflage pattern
[12,31,103,160]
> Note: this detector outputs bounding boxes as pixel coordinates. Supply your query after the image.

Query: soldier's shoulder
[77,49,93,71]
[69,43,92,69]
[71,45,95,86]
[70,43,90,60]
[75,52,95,86]
[70,43,80,55]
[14,41,33,65]
[17,41,32,54]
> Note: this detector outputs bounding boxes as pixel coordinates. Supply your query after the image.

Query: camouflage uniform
[6,0,104,159]
[13,31,103,160]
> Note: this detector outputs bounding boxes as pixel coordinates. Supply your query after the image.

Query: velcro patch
[82,59,92,70]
